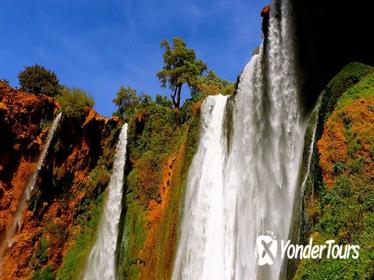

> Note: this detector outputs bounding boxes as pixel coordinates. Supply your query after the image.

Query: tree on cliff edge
[113,86,140,118]
[18,64,60,96]
[157,38,207,108]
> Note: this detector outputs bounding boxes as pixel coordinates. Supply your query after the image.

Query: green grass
[32,265,54,280]
[295,176,374,279]
[56,193,104,280]
[127,103,178,204]
[29,236,49,271]
[318,62,373,124]
[336,71,374,109]
[154,117,200,279]
[295,63,374,279]
[116,98,201,279]
[121,194,147,279]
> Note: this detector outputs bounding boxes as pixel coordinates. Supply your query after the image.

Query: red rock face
[261,5,271,17]
[0,82,57,251]
[0,82,119,279]
[318,96,374,188]
[260,5,271,38]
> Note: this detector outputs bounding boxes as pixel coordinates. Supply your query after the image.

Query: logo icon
[256,231,277,266]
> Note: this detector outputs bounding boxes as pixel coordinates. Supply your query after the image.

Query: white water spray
[172,95,229,280]
[300,97,322,193]
[83,123,128,280]
[173,0,306,279]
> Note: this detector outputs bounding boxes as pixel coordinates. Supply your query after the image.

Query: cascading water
[6,112,62,245]
[299,96,322,194]
[173,0,307,279]
[172,95,229,280]
[82,123,128,280]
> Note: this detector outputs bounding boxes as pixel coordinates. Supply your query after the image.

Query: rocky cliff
[0,1,373,279]
[116,99,202,280]
[292,0,374,110]
[288,63,374,279]
[0,82,120,279]
[0,80,202,279]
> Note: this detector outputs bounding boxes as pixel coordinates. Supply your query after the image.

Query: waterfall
[173,0,306,279]
[7,112,62,244]
[82,123,128,280]
[299,96,322,194]
[172,95,229,280]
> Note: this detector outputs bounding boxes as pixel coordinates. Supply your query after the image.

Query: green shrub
[113,86,140,120]
[155,94,173,107]
[333,161,345,175]
[350,157,365,174]
[56,87,95,120]
[318,62,373,123]
[347,140,361,156]
[121,195,146,279]
[295,63,374,279]
[30,236,49,271]
[87,165,111,197]
[32,265,54,280]
[18,64,60,96]
[296,174,374,279]
[57,194,104,280]
[36,236,48,265]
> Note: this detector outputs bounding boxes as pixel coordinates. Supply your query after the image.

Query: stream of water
[9,112,62,243]
[173,0,307,278]
[83,123,128,280]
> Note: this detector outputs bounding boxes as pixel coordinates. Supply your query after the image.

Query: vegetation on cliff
[0,80,121,279]
[109,37,235,278]
[9,37,374,280]
[56,87,95,120]
[157,37,234,108]
[0,82,57,262]
[53,110,120,280]
[18,64,61,97]
[295,63,374,279]
[114,90,203,279]
[157,37,207,108]
[0,35,234,279]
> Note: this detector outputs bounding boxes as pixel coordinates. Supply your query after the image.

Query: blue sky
[0,0,268,116]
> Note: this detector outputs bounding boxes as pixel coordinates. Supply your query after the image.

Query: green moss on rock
[294,64,374,279]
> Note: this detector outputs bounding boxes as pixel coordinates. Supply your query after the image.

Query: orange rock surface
[0,82,119,279]
[318,96,374,187]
